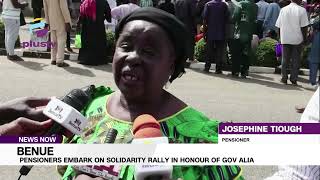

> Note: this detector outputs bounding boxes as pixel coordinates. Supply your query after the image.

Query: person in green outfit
[230,0,258,78]
[60,7,244,180]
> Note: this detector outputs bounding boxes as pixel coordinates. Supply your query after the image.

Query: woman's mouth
[123,74,138,81]
[121,71,142,85]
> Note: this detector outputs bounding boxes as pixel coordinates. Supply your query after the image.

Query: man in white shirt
[256,0,269,38]
[275,0,309,86]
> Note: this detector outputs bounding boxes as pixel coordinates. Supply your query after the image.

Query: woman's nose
[124,50,142,65]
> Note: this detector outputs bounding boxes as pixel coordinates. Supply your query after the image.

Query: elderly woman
[61,8,244,180]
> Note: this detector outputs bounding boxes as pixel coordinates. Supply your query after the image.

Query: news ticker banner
[0,123,319,166]
[0,144,320,165]
[0,123,318,144]
[218,123,320,144]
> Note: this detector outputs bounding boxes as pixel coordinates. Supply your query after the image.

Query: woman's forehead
[121,20,167,37]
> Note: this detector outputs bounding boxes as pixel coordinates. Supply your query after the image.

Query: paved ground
[0,56,316,180]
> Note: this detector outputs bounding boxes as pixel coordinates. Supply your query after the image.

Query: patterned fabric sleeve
[60,86,244,180]
[158,108,244,180]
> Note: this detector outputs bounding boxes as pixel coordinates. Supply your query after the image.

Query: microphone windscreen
[62,89,90,111]
[133,114,162,139]
[134,128,163,139]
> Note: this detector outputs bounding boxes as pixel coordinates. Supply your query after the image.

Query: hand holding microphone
[0,118,53,136]
[0,97,53,136]
[42,85,95,137]
[0,97,50,126]
[18,85,96,178]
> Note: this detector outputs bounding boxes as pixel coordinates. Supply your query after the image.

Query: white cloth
[264,88,320,180]
[300,87,320,123]
[1,0,21,20]
[275,2,309,45]
[2,18,19,55]
[111,3,140,21]
[256,0,269,21]
[265,166,320,180]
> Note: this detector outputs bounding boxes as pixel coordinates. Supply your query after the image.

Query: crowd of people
[0,0,318,76]
[200,0,319,85]
[0,0,318,87]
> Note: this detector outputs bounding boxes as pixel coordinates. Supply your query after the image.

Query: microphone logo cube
[43,98,88,135]
[74,119,82,126]
[55,106,63,113]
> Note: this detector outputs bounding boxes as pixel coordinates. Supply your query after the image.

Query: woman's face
[113,20,175,100]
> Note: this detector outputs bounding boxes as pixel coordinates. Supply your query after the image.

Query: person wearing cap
[60,7,244,180]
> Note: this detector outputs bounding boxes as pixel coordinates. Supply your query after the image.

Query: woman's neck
[118,91,168,119]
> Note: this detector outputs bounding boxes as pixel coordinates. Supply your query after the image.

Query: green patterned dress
[61,86,244,180]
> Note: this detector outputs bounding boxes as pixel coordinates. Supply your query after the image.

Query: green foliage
[301,45,311,68]
[254,38,278,67]
[194,38,206,62]
[106,30,115,62]
[0,21,5,48]
[193,36,311,68]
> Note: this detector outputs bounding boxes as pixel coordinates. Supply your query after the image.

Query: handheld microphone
[18,85,95,178]
[43,86,96,136]
[73,128,120,180]
[132,114,172,180]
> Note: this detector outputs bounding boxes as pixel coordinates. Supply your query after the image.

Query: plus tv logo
[21,18,56,49]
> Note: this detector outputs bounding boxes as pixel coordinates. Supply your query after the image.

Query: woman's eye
[119,43,131,51]
[142,48,155,56]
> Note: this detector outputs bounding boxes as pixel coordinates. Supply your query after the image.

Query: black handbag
[20,12,26,26]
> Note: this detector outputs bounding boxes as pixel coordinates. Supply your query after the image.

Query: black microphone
[18,85,95,178]
[104,128,118,143]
